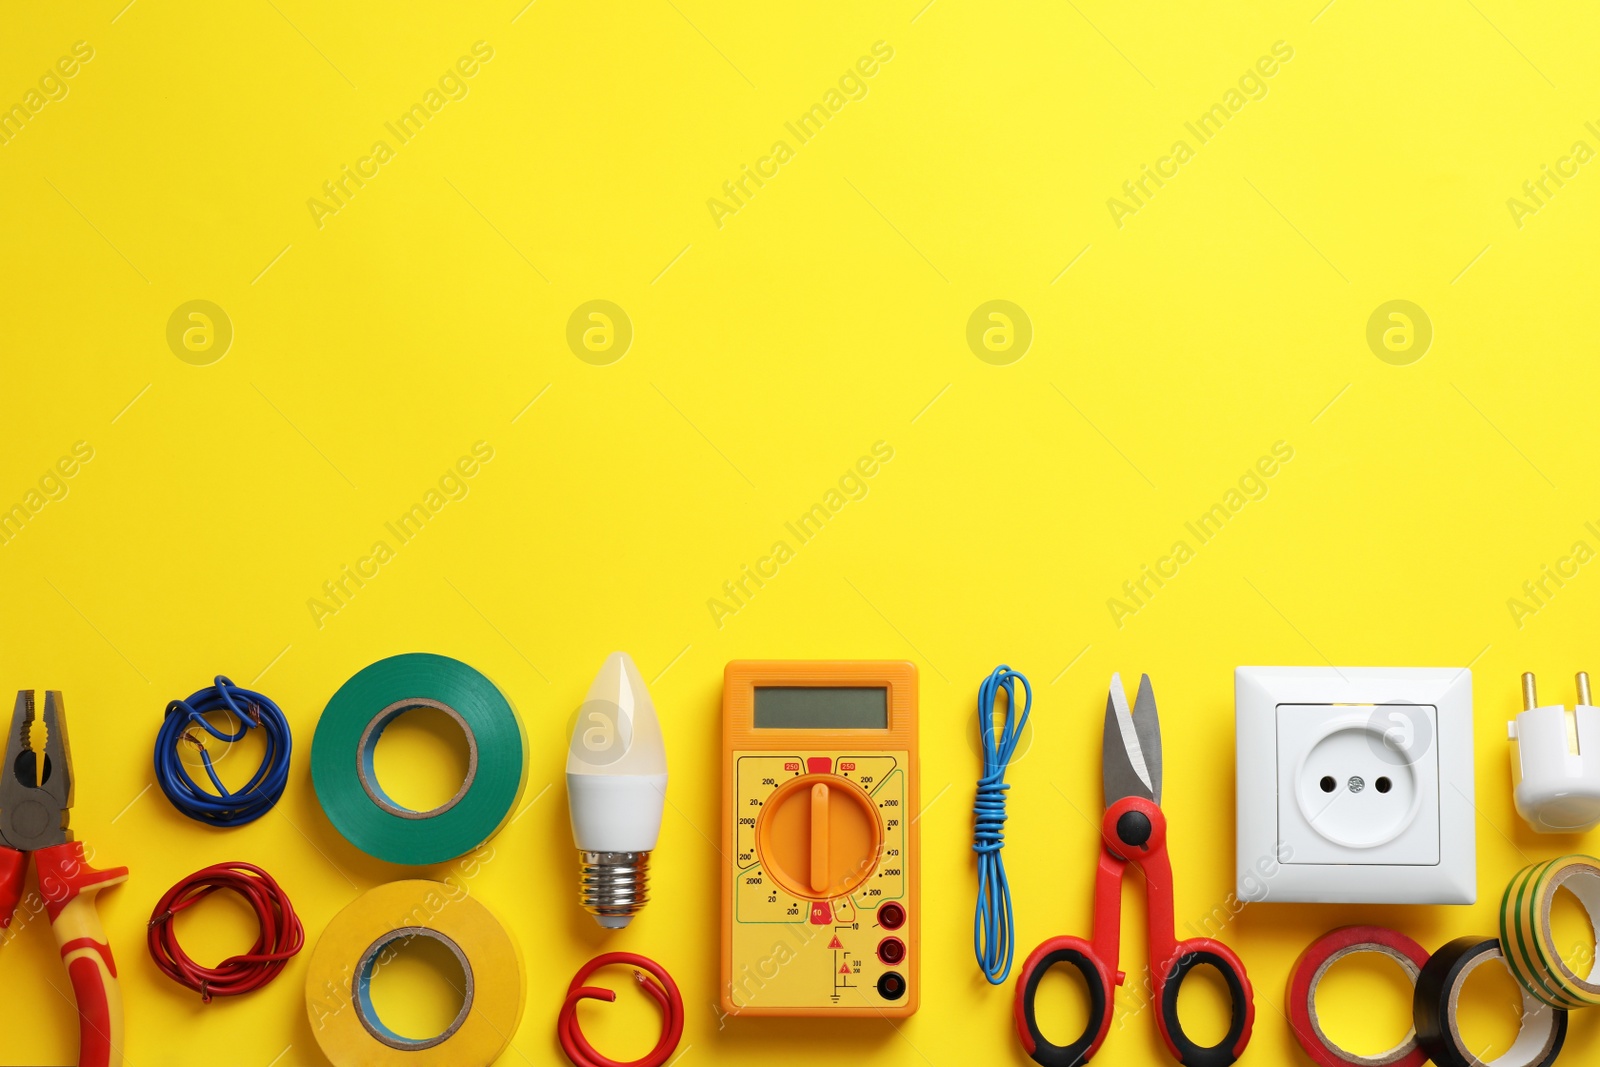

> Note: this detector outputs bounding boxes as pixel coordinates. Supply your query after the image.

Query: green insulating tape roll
[313,653,527,865]
[1500,854,1600,1010]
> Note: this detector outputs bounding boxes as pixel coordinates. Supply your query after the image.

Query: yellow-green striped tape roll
[1500,854,1600,1010]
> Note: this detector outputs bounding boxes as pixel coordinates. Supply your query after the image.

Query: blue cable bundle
[973,664,1033,985]
[155,676,291,827]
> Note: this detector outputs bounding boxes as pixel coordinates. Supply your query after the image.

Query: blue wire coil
[973,664,1033,985]
[155,676,291,828]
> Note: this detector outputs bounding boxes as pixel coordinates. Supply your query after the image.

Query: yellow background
[3,0,1600,1063]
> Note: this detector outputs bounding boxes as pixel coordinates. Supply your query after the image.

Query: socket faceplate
[1237,667,1475,905]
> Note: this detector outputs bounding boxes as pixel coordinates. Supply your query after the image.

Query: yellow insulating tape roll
[305,879,526,1066]
[1500,854,1600,1010]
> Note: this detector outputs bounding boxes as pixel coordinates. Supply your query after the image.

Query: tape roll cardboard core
[357,699,480,819]
[354,927,474,1051]
[1536,864,1600,992]
[1308,944,1422,1066]
[1448,953,1558,1064]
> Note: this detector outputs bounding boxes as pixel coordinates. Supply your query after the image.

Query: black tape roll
[1414,936,1567,1067]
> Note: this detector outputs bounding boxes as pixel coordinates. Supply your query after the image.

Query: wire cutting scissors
[1014,673,1253,1067]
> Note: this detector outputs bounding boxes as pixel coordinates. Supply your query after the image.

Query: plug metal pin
[1577,671,1592,706]
[1523,672,1539,712]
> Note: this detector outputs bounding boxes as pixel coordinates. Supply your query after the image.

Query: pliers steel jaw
[0,690,127,1067]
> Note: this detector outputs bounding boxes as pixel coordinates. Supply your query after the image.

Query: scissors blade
[1132,673,1162,805]
[1103,672,1158,808]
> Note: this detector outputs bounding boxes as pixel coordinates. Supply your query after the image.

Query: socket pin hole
[1320,776,1336,793]
[1376,777,1391,793]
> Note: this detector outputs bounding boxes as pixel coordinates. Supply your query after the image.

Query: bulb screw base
[578,850,650,928]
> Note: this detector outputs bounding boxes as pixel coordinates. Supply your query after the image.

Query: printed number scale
[720,661,919,1018]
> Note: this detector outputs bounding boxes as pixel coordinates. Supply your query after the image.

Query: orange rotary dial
[755,774,882,901]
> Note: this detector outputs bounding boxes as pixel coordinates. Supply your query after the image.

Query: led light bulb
[566,651,668,928]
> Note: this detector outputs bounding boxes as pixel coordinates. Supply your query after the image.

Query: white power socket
[1236,666,1476,905]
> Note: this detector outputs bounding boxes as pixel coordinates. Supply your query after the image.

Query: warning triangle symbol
[827,936,843,949]
[839,963,851,974]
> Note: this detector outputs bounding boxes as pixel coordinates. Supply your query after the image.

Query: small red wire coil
[147,861,305,1001]
[558,952,684,1067]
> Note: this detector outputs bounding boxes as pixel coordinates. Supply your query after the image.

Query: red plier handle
[1014,797,1253,1067]
[2,841,128,1067]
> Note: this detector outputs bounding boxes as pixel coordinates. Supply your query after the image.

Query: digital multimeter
[720,660,919,1018]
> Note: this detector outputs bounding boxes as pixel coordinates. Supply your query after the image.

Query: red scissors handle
[1014,798,1253,1067]
[1015,933,1114,1066]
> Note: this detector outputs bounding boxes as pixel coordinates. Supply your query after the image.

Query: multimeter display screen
[753,687,888,729]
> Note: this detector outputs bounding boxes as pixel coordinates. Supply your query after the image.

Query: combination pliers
[1,690,127,1067]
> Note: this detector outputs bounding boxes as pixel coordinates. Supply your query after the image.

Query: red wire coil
[147,861,305,1002]
[558,952,684,1067]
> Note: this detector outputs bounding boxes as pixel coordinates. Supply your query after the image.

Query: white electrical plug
[1509,671,1600,834]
